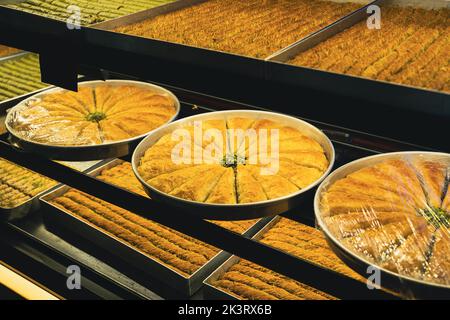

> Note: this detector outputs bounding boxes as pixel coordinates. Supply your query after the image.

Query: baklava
[8,83,177,146]
[6,0,176,25]
[290,6,450,92]
[0,54,45,102]
[320,156,450,285]
[137,117,329,204]
[212,218,363,300]
[0,158,56,208]
[50,161,260,276]
[116,0,365,59]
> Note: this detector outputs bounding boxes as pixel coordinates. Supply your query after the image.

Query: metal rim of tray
[132,110,335,221]
[203,216,282,300]
[314,151,450,296]
[0,158,103,220]
[5,80,180,161]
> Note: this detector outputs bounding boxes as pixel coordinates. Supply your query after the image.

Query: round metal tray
[314,151,450,299]
[132,110,335,221]
[5,80,180,161]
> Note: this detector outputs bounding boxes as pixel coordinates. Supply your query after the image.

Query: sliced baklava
[320,156,450,285]
[212,218,364,300]
[138,117,329,204]
[8,83,177,146]
[50,161,260,276]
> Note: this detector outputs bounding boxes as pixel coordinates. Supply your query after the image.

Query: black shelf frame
[0,5,448,150]
[0,93,423,300]
[0,5,447,300]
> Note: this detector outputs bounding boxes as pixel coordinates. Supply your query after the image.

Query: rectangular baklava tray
[40,159,270,296]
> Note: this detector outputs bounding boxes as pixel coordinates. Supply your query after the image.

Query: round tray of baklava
[315,152,450,298]
[5,80,180,161]
[132,110,334,220]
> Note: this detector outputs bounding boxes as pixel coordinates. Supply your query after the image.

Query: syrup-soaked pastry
[0,158,55,208]
[8,83,177,146]
[320,156,450,285]
[138,116,328,204]
[290,6,450,92]
[50,160,260,277]
[115,0,364,59]
[424,228,450,285]
[148,165,214,194]
[442,185,450,213]
[324,211,419,239]
[381,225,435,279]
[236,165,267,204]
[411,159,448,208]
[342,218,427,263]
[169,166,227,202]
[206,167,237,204]
[213,218,366,300]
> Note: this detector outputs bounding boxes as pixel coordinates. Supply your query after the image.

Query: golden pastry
[0,158,56,208]
[290,6,449,92]
[138,116,328,204]
[443,185,450,213]
[259,160,323,189]
[115,0,362,59]
[169,166,226,202]
[347,163,425,209]
[246,165,299,200]
[327,176,406,204]
[213,218,365,300]
[278,152,329,171]
[7,0,177,26]
[324,211,419,239]
[381,225,435,279]
[321,191,415,216]
[424,229,450,285]
[50,161,259,276]
[411,159,448,208]
[0,54,46,103]
[8,83,177,146]
[320,156,450,285]
[342,219,427,263]
[148,166,216,194]
[236,165,267,204]
[205,168,237,204]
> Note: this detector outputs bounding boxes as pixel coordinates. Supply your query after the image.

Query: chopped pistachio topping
[221,153,246,168]
[86,112,106,122]
[419,207,450,228]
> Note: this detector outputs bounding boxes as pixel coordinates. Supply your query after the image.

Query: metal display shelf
[0,80,440,299]
[0,0,447,300]
[267,0,450,119]
[0,2,448,150]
